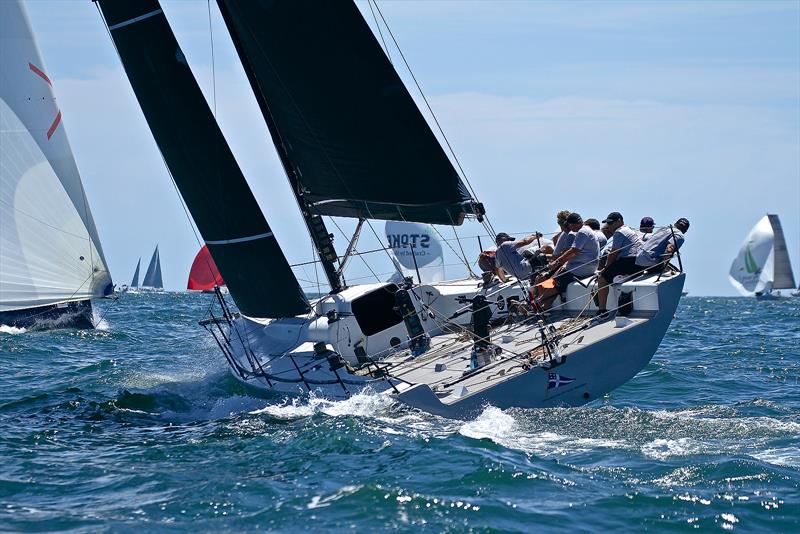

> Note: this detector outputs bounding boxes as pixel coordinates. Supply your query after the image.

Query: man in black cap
[596,212,644,318]
[635,218,690,271]
[536,212,599,309]
[494,232,546,281]
[639,216,655,241]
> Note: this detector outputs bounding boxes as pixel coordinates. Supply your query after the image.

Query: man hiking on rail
[536,212,599,310]
[635,218,690,272]
[595,212,643,319]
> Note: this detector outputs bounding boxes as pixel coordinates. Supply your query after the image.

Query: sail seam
[108,9,162,31]
[205,232,273,245]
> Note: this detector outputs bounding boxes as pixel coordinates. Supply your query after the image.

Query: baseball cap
[676,217,690,230]
[602,212,623,224]
[495,232,515,245]
[640,216,655,228]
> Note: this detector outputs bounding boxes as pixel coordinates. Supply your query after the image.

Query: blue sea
[1,294,798,532]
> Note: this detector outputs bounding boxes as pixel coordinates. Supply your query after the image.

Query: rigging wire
[329,217,382,283]
[450,224,476,277]
[370,1,490,227]
[206,0,217,117]
[367,0,392,65]
[94,2,204,265]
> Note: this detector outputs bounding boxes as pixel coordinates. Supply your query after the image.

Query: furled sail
[0,0,112,312]
[216,0,479,225]
[188,245,225,291]
[95,0,309,318]
[130,258,141,288]
[767,214,796,290]
[141,245,163,289]
[729,215,776,296]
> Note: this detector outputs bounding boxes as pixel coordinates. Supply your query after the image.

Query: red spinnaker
[187,245,225,291]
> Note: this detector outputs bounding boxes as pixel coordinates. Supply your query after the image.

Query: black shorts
[602,256,644,282]
[555,271,578,293]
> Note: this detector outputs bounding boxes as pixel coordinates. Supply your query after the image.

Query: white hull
[209,271,685,419]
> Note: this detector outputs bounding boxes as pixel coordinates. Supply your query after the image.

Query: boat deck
[370,314,648,406]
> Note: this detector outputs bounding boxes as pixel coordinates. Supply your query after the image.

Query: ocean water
[0,293,798,532]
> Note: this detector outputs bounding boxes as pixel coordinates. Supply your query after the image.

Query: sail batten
[216,0,478,226]
[96,0,309,318]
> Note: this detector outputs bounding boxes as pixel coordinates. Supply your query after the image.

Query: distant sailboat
[187,245,225,293]
[140,245,163,291]
[0,0,112,329]
[729,214,796,299]
[130,258,141,288]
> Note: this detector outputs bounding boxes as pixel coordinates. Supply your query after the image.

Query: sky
[22,0,800,296]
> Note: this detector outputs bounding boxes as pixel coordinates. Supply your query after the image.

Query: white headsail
[0,0,111,312]
[385,221,445,284]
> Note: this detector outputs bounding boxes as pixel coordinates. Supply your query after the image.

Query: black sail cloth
[216,0,478,225]
[96,0,309,318]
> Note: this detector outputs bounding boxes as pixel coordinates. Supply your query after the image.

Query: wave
[0,324,26,334]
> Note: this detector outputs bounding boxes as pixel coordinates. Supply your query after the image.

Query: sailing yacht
[121,257,141,293]
[139,245,163,291]
[96,0,685,418]
[729,214,796,299]
[0,0,112,329]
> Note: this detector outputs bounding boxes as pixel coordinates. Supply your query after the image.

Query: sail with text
[385,221,445,284]
[215,0,480,226]
[95,0,309,318]
[0,0,112,314]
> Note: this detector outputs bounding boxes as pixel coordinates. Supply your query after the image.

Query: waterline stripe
[108,9,162,31]
[205,232,273,245]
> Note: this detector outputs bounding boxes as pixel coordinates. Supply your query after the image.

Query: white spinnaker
[729,215,774,296]
[0,0,110,312]
[385,221,445,284]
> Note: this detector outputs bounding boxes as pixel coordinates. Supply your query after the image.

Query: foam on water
[0,294,798,531]
[0,324,26,334]
[459,405,517,441]
[250,389,397,420]
[751,447,800,468]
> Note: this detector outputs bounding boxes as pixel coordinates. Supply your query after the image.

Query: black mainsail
[215,0,480,226]
[96,0,309,318]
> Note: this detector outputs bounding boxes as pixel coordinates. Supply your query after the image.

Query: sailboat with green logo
[729,215,796,299]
